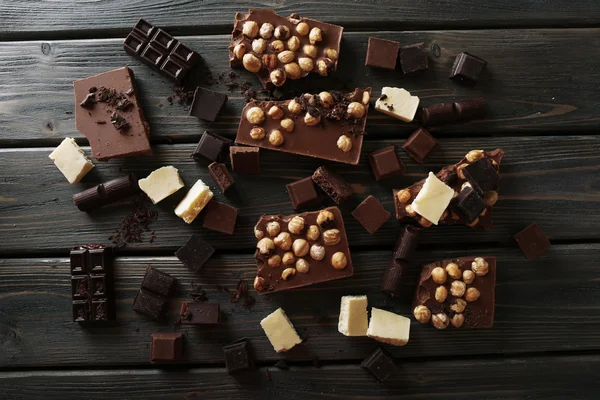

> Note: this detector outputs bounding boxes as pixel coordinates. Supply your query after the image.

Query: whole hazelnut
[288,216,305,234]
[331,252,348,270]
[232,43,247,60]
[462,270,475,284]
[246,106,265,124]
[484,191,498,206]
[253,276,265,291]
[326,48,338,61]
[282,252,296,265]
[405,204,417,217]
[277,50,296,64]
[337,135,353,152]
[269,68,287,87]
[269,129,284,146]
[419,217,433,228]
[284,62,302,80]
[266,221,281,237]
[472,257,489,276]
[450,280,467,297]
[281,267,296,280]
[296,258,310,273]
[316,59,330,76]
[280,118,295,132]
[309,27,323,44]
[319,92,334,108]
[262,53,278,70]
[451,313,465,328]
[298,57,314,73]
[250,126,266,140]
[466,149,484,163]
[270,40,285,53]
[242,21,259,38]
[242,53,262,73]
[450,298,467,313]
[432,313,450,329]
[323,229,341,246]
[413,305,431,323]
[431,267,447,284]
[268,106,284,120]
[287,36,301,52]
[304,112,321,126]
[306,225,320,241]
[274,25,291,40]
[288,99,303,114]
[274,232,292,250]
[292,238,309,257]
[445,263,462,279]
[465,287,481,302]
[435,285,448,303]
[296,22,309,36]
[347,102,366,119]
[254,228,264,240]
[252,38,267,54]
[317,210,335,226]
[362,91,370,105]
[257,237,275,255]
[396,189,411,203]
[259,22,274,39]
[268,255,282,268]
[310,244,325,261]
[303,44,318,58]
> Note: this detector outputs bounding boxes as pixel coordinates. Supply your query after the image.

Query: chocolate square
[365,37,399,70]
[71,276,89,300]
[134,19,155,39]
[189,87,228,122]
[123,33,147,55]
[152,29,176,52]
[132,289,169,320]
[450,52,487,85]
[172,42,199,65]
[230,146,260,174]
[368,145,405,181]
[141,266,176,298]
[453,186,486,223]
[160,57,188,82]
[140,45,165,67]
[312,166,352,204]
[351,195,390,235]
[402,128,439,163]
[191,131,231,165]
[463,158,500,193]
[286,177,322,210]
[180,302,220,325]
[72,300,90,322]
[514,223,551,259]
[208,162,235,193]
[70,249,87,274]
[361,347,396,382]
[175,234,215,272]
[91,300,108,321]
[223,339,252,373]
[202,201,238,235]
[399,43,428,74]
[151,332,183,362]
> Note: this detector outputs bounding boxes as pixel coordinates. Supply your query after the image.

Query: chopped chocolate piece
[312,166,352,205]
[109,198,157,247]
[73,173,139,212]
[80,93,97,108]
[286,177,322,210]
[368,145,405,181]
[413,256,496,328]
[133,290,169,321]
[380,258,409,297]
[110,112,129,131]
[203,201,238,235]
[453,186,486,223]
[365,37,399,70]
[175,234,215,272]
[420,102,456,126]
[230,146,260,174]
[115,98,133,111]
[351,196,390,235]
[223,338,253,373]
[151,332,183,362]
[402,128,439,163]
[463,157,500,194]
[254,207,353,294]
[399,43,428,74]
[208,162,235,193]
[392,225,422,262]
[180,301,220,325]
[514,223,551,259]
[191,131,231,165]
[450,52,487,85]
[361,347,396,382]
[125,87,135,96]
[132,266,176,320]
[142,266,175,298]
[189,87,228,122]
[454,97,486,121]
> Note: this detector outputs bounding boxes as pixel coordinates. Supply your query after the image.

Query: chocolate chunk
[380,258,410,297]
[450,52,487,85]
[151,332,183,362]
[368,145,405,181]
[454,97,486,121]
[175,234,215,272]
[361,347,396,382]
[399,43,428,74]
[223,338,253,373]
[312,166,352,204]
[132,266,176,320]
[133,290,168,320]
[420,102,456,126]
[514,223,551,259]
[80,93,97,108]
[141,266,175,297]
[180,301,220,325]
[392,225,422,262]
[351,195,390,235]
[191,131,231,165]
[110,112,129,131]
[286,177,322,210]
[365,37,399,70]
[73,173,139,212]
[230,146,260,174]
[402,128,439,163]
[208,162,235,193]
[189,87,228,122]
[453,186,486,223]
[115,99,133,111]
[202,201,238,235]
[463,157,500,193]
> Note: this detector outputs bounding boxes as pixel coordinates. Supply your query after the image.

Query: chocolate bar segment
[180,301,220,325]
[73,173,139,212]
[514,223,551,259]
[189,87,228,122]
[208,162,235,193]
[203,201,239,235]
[365,37,399,70]
[132,266,176,320]
[454,97,486,121]
[230,146,260,174]
[286,177,321,210]
[151,332,183,362]
[361,347,396,382]
[235,88,370,166]
[312,166,352,205]
[223,339,253,373]
[402,128,439,163]
[175,234,215,272]
[351,195,390,235]
[192,131,232,165]
[368,145,404,181]
[450,52,487,85]
[253,207,353,294]
[421,98,486,126]
[399,43,428,74]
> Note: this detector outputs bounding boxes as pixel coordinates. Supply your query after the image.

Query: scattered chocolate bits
[80,93,97,108]
[108,198,158,248]
[110,112,130,131]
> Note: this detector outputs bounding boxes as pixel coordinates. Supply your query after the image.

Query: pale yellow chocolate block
[375,87,420,122]
[174,179,214,224]
[338,295,368,336]
[138,166,184,204]
[48,137,94,184]
[411,172,454,225]
[260,308,302,353]
[367,307,410,346]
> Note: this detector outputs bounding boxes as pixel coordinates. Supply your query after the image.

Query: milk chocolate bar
[73,173,139,212]
[236,88,371,165]
[252,207,353,294]
[229,9,343,88]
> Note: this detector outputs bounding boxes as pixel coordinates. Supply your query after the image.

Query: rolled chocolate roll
[393,225,421,262]
[381,225,421,296]
[73,173,139,212]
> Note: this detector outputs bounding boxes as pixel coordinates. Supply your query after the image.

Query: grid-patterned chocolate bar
[123,19,200,84]
[70,245,115,322]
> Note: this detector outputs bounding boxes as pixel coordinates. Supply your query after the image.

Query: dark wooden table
[1,1,600,399]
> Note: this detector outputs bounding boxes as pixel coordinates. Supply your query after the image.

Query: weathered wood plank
[1,137,599,254]
[1,244,599,368]
[1,29,599,145]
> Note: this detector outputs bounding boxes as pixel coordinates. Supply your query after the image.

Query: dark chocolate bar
[514,223,551,259]
[365,37,399,70]
[286,177,322,210]
[351,195,390,235]
[132,266,176,320]
[380,225,421,296]
[151,332,183,362]
[420,98,486,126]
[312,166,353,204]
[73,173,139,212]
[180,301,220,325]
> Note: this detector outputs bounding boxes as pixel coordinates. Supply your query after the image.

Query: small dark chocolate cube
[361,347,396,382]
[172,42,199,66]
[134,19,156,39]
[91,300,108,321]
[453,186,486,223]
[286,177,322,210]
[230,146,260,174]
[123,33,147,55]
[175,234,215,272]
[151,332,183,363]
[189,87,228,122]
[514,223,551,259]
[368,145,405,181]
[192,131,231,165]
[463,158,500,193]
[450,52,488,85]
[352,195,391,235]
[365,37,400,70]
[402,128,439,163]
[208,162,235,193]
[399,43,428,74]
[223,339,253,373]
[203,201,239,235]
[141,266,176,298]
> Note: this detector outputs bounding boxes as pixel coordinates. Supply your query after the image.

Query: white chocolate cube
[174,179,214,224]
[375,87,420,122]
[48,137,94,184]
[367,307,410,346]
[138,166,184,204]
[411,172,454,225]
[338,295,368,336]
[260,308,302,353]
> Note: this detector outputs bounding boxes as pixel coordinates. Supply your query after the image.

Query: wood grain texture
[1,244,599,368]
[1,29,600,146]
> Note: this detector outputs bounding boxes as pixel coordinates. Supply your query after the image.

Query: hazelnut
[450,280,467,297]
[292,239,309,257]
[445,263,462,279]
[284,62,302,80]
[274,232,292,250]
[466,149,484,163]
[246,106,265,124]
[462,270,475,284]
[331,252,348,270]
[287,36,301,52]
[465,287,481,302]
[242,53,262,73]
[262,54,278,70]
[457,164,468,180]
[323,229,341,246]
[303,44,318,58]
[282,252,296,265]
[396,189,411,203]
[277,50,296,64]
[317,210,335,226]
[304,112,321,126]
[298,57,314,73]
[296,22,310,36]
[419,217,433,228]
[431,267,447,284]
[269,68,287,87]
[270,40,285,53]
[288,99,303,114]
[252,38,267,54]
[280,118,295,132]
[432,313,450,329]
[269,129,284,146]
[472,257,489,276]
[250,126,266,140]
[259,22,274,39]
[326,48,338,61]
[451,313,465,328]
[257,237,275,255]
[309,27,323,44]
[310,244,325,261]
[450,298,467,313]
[347,102,366,119]
[362,91,370,105]
[288,216,305,234]
[306,225,320,241]
[435,285,448,303]
[274,25,291,40]
[268,255,282,268]
[303,94,316,106]
[296,258,310,273]
[318,92,334,108]
[413,305,431,323]
[254,228,264,239]
[480,209,487,217]
[316,59,330,76]
[253,276,265,291]
[405,204,417,217]
[281,267,296,280]
[268,106,284,120]
[232,43,247,60]
[266,221,281,237]
[337,135,353,152]
[484,191,498,206]
[242,21,259,38]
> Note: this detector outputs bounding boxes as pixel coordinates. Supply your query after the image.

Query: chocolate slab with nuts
[412,256,496,329]
[253,207,353,294]
[74,67,151,161]
[229,9,343,88]
[235,88,371,165]
[393,148,504,230]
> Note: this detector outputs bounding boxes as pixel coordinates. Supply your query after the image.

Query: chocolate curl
[453,97,485,121]
[420,102,455,126]
[73,173,139,212]
[380,258,409,297]
[381,225,422,296]
[393,225,422,262]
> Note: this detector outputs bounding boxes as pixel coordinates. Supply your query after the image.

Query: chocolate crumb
[95,120,106,125]
[378,94,387,101]
[108,197,158,247]
[80,93,97,108]
[110,111,130,131]
[125,87,135,96]
[116,99,133,111]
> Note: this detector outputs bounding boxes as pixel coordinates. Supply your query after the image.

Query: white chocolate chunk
[138,166,184,204]
[48,137,94,184]
[411,172,454,225]
[374,87,420,122]
[338,295,368,336]
[367,307,410,346]
[174,179,214,224]
[260,308,302,353]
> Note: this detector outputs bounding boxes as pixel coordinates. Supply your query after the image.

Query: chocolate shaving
[125,87,135,96]
[108,198,158,248]
[89,86,97,93]
[386,104,394,111]
[95,120,106,125]
[80,93,97,108]
[217,280,256,309]
[110,112,130,131]
[116,99,133,111]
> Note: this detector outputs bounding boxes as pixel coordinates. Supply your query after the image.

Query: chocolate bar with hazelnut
[412,256,496,329]
[393,148,504,231]
[229,9,343,88]
[252,207,353,294]
[235,88,371,165]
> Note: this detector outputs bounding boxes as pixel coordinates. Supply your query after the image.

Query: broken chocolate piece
[365,37,399,70]
[368,145,405,181]
[175,234,215,272]
[312,166,352,205]
[450,52,487,85]
[399,43,428,74]
[514,223,551,259]
[203,201,238,235]
[286,177,322,210]
[420,102,456,126]
[361,347,396,382]
[223,338,253,373]
[151,332,183,362]
[110,112,129,131]
[402,128,439,164]
[453,185,487,223]
[454,97,486,121]
[132,266,176,320]
[73,173,139,212]
[80,93,97,108]
[230,146,260,174]
[208,162,235,193]
[191,131,231,165]
[180,301,220,325]
[189,87,228,122]
[351,195,390,235]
